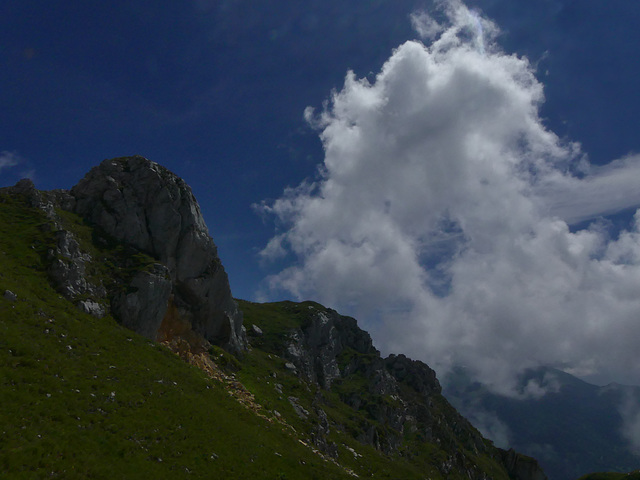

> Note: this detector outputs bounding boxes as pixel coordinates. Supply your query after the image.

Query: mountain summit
[3,156,245,353]
[71,156,246,353]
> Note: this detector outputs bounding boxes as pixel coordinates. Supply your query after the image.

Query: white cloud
[539,154,640,224]
[462,407,511,449]
[410,11,443,41]
[0,151,21,173]
[258,1,640,393]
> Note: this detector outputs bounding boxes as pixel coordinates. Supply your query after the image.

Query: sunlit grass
[0,197,349,479]
[1,194,515,479]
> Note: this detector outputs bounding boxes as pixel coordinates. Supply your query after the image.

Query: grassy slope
[0,197,351,479]
[0,194,529,479]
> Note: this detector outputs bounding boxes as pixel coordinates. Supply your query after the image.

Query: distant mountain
[577,471,640,480]
[0,156,546,479]
[443,366,640,480]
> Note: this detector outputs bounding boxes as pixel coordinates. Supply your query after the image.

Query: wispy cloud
[460,406,511,449]
[0,151,21,173]
[538,155,640,224]
[258,1,640,393]
[619,388,640,455]
[410,11,443,41]
[0,151,35,184]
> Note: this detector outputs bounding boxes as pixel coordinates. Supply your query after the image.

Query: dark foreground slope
[0,193,353,479]
[1,156,545,478]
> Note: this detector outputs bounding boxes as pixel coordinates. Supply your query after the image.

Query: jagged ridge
[239,299,547,480]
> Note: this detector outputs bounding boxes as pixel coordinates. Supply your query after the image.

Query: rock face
[111,265,173,340]
[0,178,109,316]
[48,229,106,302]
[284,308,354,389]
[247,300,548,480]
[281,305,444,452]
[69,156,245,353]
[0,156,246,354]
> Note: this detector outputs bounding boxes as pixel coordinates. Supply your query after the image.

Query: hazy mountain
[443,366,640,480]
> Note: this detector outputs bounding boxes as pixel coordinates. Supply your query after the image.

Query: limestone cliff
[242,300,548,480]
[69,156,245,353]
[1,156,246,354]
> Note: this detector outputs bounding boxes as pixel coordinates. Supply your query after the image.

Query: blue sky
[1,0,427,295]
[3,1,640,391]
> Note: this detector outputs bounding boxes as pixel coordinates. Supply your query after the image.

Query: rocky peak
[243,300,548,480]
[281,305,441,398]
[2,156,246,354]
[72,156,207,271]
[2,178,57,219]
[385,354,441,396]
[283,306,378,389]
[69,156,246,353]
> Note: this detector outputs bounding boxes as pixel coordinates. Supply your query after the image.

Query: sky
[3,0,640,394]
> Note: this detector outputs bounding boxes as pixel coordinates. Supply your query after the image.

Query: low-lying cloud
[620,389,640,455]
[258,0,640,393]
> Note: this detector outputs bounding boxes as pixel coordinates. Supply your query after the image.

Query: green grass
[0,196,531,479]
[239,300,325,354]
[0,198,352,479]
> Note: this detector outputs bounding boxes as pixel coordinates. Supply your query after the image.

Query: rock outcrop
[68,156,246,353]
[279,305,446,452]
[500,449,548,480]
[283,307,360,389]
[245,300,548,480]
[0,178,109,316]
[1,156,246,354]
[47,229,107,303]
[111,264,173,340]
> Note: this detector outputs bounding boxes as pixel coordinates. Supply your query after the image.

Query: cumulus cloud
[258,0,640,393]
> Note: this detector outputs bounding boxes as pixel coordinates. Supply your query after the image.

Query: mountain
[443,366,640,480]
[577,472,640,480]
[0,156,547,478]
[237,300,547,479]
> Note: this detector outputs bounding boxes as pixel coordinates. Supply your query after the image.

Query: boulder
[77,299,106,318]
[3,290,17,302]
